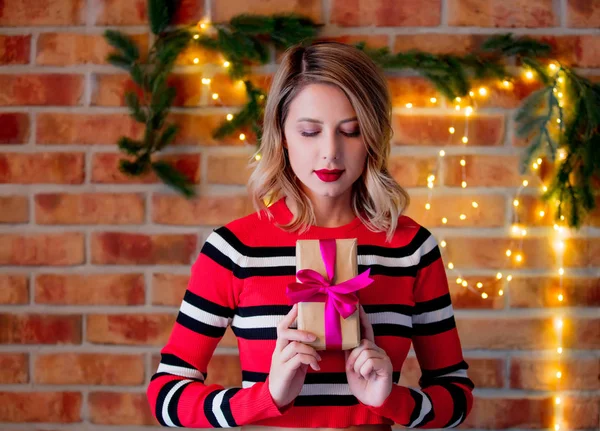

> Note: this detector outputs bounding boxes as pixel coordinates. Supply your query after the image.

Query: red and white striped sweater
[147,197,475,428]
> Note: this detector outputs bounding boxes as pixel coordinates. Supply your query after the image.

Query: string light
[226,114,234,121]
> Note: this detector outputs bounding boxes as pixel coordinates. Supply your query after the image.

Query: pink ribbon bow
[286,238,374,350]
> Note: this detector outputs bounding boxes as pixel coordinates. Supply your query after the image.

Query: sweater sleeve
[363,229,474,428]
[147,227,291,428]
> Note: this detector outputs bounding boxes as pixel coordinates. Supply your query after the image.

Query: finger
[288,353,320,371]
[280,341,321,363]
[347,339,379,370]
[359,359,375,380]
[359,305,375,342]
[353,349,383,375]
[275,304,297,351]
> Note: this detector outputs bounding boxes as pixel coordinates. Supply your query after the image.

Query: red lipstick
[314,169,344,182]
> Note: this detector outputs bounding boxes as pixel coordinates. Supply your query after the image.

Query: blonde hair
[246,41,410,243]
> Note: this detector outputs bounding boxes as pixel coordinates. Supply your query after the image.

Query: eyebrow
[297,117,358,125]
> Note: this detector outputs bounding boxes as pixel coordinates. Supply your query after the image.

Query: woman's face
[283,83,368,201]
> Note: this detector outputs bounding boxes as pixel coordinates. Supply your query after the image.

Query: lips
[314,169,344,182]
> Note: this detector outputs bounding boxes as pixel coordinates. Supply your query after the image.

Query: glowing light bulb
[557,347,563,354]
[460,214,467,220]
[476,282,483,288]
[555,318,563,329]
[193,57,200,64]
[430,97,437,103]
[439,150,446,157]
[462,136,469,144]
[499,289,504,296]
[193,34,200,40]
[442,217,448,224]
[255,154,261,161]
[239,133,246,141]
[525,70,534,80]
[223,61,230,68]
[455,97,462,103]
[425,203,431,210]
[543,185,548,192]
[496,272,503,280]
[478,87,488,96]
[521,229,527,236]
[472,201,478,208]
[440,240,447,248]
[482,292,488,299]
[507,275,512,281]
[513,199,520,207]
[537,157,542,165]
[455,105,461,111]
[558,268,564,275]
[406,103,413,109]
[557,118,561,124]
[469,91,475,97]
[515,254,523,262]
[502,80,511,88]
[558,293,564,302]
[212,93,219,100]
[226,114,233,121]
[506,249,512,257]
[549,63,557,71]
[460,159,466,166]
[461,181,467,188]
[555,396,561,405]
[462,280,468,287]
[522,180,529,187]
[557,92,563,98]
[539,210,545,217]
[449,127,455,134]
[448,262,454,269]
[465,106,473,116]
[456,278,463,284]
[428,174,436,182]
[202,78,211,85]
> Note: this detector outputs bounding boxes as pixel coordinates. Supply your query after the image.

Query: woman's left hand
[344,305,393,407]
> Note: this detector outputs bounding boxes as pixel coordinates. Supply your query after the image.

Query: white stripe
[407,389,433,428]
[299,383,352,396]
[211,389,231,428]
[412,304,454,325]
[231,313,285,329]
[439,369,469,379]
[208,230,439,271]
[162,379,193,427]
[369,311,412,327]
[157,363,205,381]
[180,300,231,328]
[448,413,464,428]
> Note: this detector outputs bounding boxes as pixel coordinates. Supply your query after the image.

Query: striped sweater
[147,197,475,428]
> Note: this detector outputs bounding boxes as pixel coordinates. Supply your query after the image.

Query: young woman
[147,41,474,430]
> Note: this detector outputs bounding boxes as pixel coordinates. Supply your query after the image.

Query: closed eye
[300,131,361,138]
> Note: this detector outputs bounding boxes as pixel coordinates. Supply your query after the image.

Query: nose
[321,130,341,160]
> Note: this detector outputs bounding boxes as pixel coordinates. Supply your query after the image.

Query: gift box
[286,238,374,351]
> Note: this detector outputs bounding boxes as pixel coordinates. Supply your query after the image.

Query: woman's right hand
[268,303,322,410]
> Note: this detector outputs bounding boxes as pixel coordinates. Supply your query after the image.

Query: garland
[104,0,599,228]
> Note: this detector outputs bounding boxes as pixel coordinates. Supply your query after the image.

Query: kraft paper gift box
[286,238,374,351]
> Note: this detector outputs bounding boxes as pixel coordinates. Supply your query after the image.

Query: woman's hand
[269,303,322,410]
[345,305,393,408]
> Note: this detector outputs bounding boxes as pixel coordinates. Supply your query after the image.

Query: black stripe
[440,383,468,428]
[294,395,359,406]
[412,316,456,336]
[168,380,193,427]
[183,289,235,319]
[217,226,296,258]
[160,353,199,370]
[241,371,401,385]
[421,360,469,378]
[429,376,475,390]
[176,312,227,338]
[418,245,441,270]
[201,240,236,272]
[406,389,424,427]
[363,303,414,316]
[373,323,413,338]
[418,391,436,427]
[413,293,452,315]
[222,388,241,427]
[203,389,221,427]
[155,379,181,427]
[150,371,205,382]
[236,304,292,317]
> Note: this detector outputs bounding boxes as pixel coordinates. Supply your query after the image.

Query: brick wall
[0,0,599,429]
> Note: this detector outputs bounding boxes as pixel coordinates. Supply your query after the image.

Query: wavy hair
[246,41,410,243]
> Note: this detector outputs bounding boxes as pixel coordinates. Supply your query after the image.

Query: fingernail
[308,334,316,341]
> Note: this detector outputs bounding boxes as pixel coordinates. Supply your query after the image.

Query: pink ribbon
[286,239,374,350]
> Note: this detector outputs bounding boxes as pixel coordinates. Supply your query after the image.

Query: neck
[286,195,356,228]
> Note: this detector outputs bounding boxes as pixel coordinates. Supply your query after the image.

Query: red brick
[169,113,256,146]
[34,353,144,385]
[527,35,600,68]
[567,0,600,27]
[0,274,29,304]
[0,353,28,383]
[392,114,505,146]
[86,314,175,345]
[513,195,558,228]
[316,34,389,50]
[89,392,157,425]
[91,152,200,184]
[0,35,30,64]
[152,273,189,306]
[406,194,506,227]
[448,0,557,27]
[462,397,552,429]
[35,193,145,224]
[0,391,81,422]
[0,113,30,144]
[0,74,83,106]
[0,0,85,26]
[152,194,253,225]
[213,0,322,24]
[0,232,84,265]
[387,156,438,188]
[37,33,148,66]
[563,396,600,429]
[510,356,600,390]
[93,0,203,25]
[394,34,484,56]
[206,355,242,386]
[510,277,600,308]
[36,113,143,145]
[92,73,203,107]
[331,0,441,27]
[206,154,253,185]
[91,232,197,265]
[0,314,82,344]
[35,273,145,305]
[0,152,84,184]
[0,195,29,223]
[444,155,536,187]
[443,237,598,269]
[387,77,440,109]
[449,276,505,309]
[457,318,599,350]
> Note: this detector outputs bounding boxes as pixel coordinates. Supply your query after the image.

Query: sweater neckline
[268,196,364,236]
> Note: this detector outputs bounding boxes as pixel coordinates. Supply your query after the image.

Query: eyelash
[301,131,361,138]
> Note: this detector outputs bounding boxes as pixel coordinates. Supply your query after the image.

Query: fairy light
[462,136,468,144]
[223,61,230,68]
[239,133,246,141]
[226,114,234,121]
[406,103,413,109]
[478,87,488,96]
[439,150,446,157]
[449,127,455,134]
[472,201,478,208]
[193,34,200,40]
[430,97,437,103]
[461,181,467,188]
[255,154,261,161]
[193,57,200,64]
[202,78,211,85]
[212,93,219,100]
